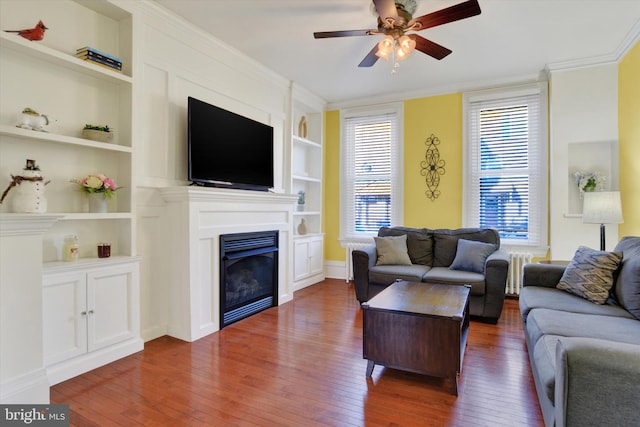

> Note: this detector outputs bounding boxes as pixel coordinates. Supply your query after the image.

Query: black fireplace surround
[220,230,278,328]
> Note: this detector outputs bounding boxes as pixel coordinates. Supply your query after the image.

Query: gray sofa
[519,236,640,427]
[352,227,510,323]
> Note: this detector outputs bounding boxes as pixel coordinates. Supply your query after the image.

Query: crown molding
[546,19,640,74]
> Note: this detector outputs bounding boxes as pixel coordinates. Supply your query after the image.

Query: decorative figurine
[4,20,48,41]
[17,107,54,132]
[297,190,305,211]
[0,159,50,213]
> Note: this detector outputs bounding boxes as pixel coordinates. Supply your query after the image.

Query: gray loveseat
[519,236,640,427]
[352,227,510,323]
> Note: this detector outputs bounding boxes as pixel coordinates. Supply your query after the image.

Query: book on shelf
[75,50,122,67]
[81,57,122,73]
[75,46,122,63]
[77,54,122,70]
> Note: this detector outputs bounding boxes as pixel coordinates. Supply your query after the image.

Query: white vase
[88,193,108,213]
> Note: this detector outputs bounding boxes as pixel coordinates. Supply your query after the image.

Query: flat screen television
[188,96,274,191]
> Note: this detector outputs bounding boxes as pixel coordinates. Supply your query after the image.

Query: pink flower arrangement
[72,173,120,198]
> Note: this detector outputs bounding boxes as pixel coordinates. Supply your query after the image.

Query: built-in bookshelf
[290,84,325,290]
[0,0,135,265]
[0,0,141,392]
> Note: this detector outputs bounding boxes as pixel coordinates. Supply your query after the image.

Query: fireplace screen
[220,230,278,328]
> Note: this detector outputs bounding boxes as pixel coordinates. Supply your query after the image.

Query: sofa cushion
[613,236,640,320]
[449,239,496,274]
[525,308,640,347]
[369,264,431,286]
[378,227,433,266]
[432,228,500,267]
[556,246,622,304]
[374,235,412,266]
[423,267,485,296]
[519,286,634,323]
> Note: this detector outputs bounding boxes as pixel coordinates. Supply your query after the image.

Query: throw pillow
[378,227,433,265]
[557,246,623,305]
[449,239,496,274]
[612,236,640,320]
[374,235,412,266]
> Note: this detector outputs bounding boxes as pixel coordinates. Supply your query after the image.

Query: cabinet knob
[88,310,94,315]
[81,311,87,316]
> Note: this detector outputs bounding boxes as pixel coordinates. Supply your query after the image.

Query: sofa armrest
[352,245,377,303]
[481,248,510,322]
[522,263,566,288]
[555,337,640,427]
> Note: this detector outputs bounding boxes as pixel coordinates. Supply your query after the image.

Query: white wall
[0,216,61,403]
[135,2,292,341]
[549,63,619,259]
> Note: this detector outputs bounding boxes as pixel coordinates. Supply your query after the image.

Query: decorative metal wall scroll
[420,134,446,201]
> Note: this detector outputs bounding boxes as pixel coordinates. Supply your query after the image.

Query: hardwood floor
[51,279,543,426]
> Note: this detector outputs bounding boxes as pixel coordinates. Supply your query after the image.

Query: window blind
[341,107,401,239]
[464,84,548,249]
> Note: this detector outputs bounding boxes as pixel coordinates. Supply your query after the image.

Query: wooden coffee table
[362,280,470,396]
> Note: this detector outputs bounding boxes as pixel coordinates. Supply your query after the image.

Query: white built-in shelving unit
[0,0,141,387]
[290,84,325,290]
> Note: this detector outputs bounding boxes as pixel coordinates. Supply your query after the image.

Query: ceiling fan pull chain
[391,41,400,74]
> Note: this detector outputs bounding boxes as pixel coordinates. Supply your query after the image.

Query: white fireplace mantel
[159,186,297,342]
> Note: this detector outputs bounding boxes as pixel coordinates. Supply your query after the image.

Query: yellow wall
[323,95,464,261]
[619,40,640,237]
[324,42,640,262]
[404,94,463,228]
[323,110,342,261]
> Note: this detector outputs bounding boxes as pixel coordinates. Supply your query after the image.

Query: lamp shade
[582,191,624,224]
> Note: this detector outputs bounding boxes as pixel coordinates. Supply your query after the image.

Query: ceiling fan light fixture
[375,35,394,59]
[396,35,416,60]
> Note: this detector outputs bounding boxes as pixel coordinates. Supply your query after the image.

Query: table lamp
[582,191,624,250]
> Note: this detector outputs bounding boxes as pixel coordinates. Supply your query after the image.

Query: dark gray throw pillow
[557,246,622,305]
[449,239,496,274]
[612,236,640,319]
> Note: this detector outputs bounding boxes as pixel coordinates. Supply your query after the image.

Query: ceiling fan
[313,0,481,67]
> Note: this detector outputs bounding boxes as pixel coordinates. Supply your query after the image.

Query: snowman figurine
[0,159,50,213]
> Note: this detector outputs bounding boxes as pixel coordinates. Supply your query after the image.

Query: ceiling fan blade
[373,0,398,22]
[314,29,375,39]
[409,34,452,60]
[358,44,380,67]
[410,0,481,31]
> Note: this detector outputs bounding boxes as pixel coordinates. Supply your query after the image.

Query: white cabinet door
[294,236,324,282]
[308,238,324,276]
[87,264,137,352]
[42,272,88,366]
[294,239,311,281]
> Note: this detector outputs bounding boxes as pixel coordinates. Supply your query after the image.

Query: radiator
[507,251,533,295]
[343,241,373,282]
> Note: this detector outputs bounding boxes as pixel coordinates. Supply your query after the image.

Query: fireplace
[220,230,278,328]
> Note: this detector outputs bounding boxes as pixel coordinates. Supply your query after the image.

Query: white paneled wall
[136,2,293,341]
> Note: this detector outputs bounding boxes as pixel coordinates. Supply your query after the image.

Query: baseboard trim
[0,368,50,404]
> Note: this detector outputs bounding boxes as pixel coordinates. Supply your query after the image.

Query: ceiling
[153,0,640,107]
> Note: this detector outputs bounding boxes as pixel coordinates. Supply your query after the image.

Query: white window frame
[462,83,549,256]
[339,103,404,244]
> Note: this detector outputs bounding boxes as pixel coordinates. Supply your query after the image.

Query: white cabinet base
[43,259,142,386]
[293,234,324,291]
[46,338,143,386]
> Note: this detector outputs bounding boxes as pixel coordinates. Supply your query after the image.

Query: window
[463,83,548,253]
[340,104,403,241]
